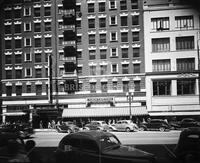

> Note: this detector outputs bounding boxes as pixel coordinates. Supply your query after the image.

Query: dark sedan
[55,131,156,163]
[56,121,79,133]
[171,118,200,129]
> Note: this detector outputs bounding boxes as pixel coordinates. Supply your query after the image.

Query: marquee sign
[86,97,115,105]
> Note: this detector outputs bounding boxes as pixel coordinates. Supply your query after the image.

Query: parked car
[139,119,171,132]
[56,121,79,133]
[0,132,35,162]
[54,131,156,163]
[111,120,138,132]
[174,127,200,163]
[0,123,34,138]
[83,121,113,132]
[171,118,200,129]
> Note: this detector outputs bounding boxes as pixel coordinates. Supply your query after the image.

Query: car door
[115,121,122,131]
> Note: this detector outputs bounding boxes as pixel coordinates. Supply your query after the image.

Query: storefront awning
[2,112,26,116]
[149,111,200,116]
[62,106,148,118]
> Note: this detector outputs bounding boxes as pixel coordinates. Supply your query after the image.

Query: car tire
[139,127,145,131]
[159,127,165,132]
[125,127,131,132]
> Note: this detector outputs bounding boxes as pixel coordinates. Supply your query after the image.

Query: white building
[143,0,200,118]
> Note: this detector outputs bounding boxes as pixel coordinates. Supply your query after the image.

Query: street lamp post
[126,91,134,120]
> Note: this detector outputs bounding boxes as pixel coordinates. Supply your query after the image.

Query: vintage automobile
[83,121,113,131]
[174,127,200,163]
[171,118,200,129]
[56,121,79,133]
[139,119,171,132]
[0,132,35,162]
[0,123,34,138]
[54,131,156,163]
[111,120,138,132]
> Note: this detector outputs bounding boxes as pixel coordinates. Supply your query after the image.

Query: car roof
[63,131,115,141]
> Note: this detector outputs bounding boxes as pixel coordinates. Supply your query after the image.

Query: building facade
[0,0,147,127]
[143,0,200,119]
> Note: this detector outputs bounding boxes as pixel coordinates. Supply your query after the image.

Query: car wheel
[125,127,131,132]
[139,127,145,131]
[159,127,165,132]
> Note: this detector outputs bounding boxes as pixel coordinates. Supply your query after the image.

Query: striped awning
[2,112,26,116]
[62,106,148,118]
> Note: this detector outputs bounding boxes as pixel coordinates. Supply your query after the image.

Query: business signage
[86,97,114,104]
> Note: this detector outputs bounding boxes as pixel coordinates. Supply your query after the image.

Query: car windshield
[98,135,120,150]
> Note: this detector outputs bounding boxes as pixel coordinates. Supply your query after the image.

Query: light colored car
[84,121,114,132]
[112,120,138,132]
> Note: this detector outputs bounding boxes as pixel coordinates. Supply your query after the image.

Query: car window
[81,139,98,152]
[99,136,120,150]
[63,138,81,148]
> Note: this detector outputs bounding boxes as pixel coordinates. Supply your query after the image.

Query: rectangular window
[35,53,42,63]
[133,64,140,73]
[175,16,194,29]
[14,9,21,19]
[15,39,22,49]
[123,81,129,92]
[15,24,21,33]
[122,64,129,74]
[110,47,118,57]
[25,68,32,77]
[77,66,82,75]
[26,85,31,93]
[109,0,117,10]
[5,10,12,19]
[34,8,40,17]
[90,83,96,93]
[100,65,107,75]
[120,0,127,10]
[88,19,95,29]
[110,32,117,42]
[6,70,12,79]
[176,58,195,71]
[99,2,105,12]
[152,38,170,52]
[131,0,138,9]
[90,66,96,75]
[110,16,117,26]
[153,80,171,96]
[5,55,12,64]
[176,36,194,50]
[88,3,95,13]
[76,20,81,28]
[100,49,107,59]
[121,16,128,26]
[45,22,51,31]
[35,69,42,78]
[111,64,118,73]
[134,81,140,91]
[89,50,96,60]
[101,82,107,92]
[5,40,12,49]
[100,34,106,44]
[121,48,129,58]
[25,38,31,46]
[15,54,22,64]
[121,32,128,42]
[89,34,95,45]
[25,53,31,62]
[99,18,106,28]
[5,25,11,34]
[24,22,31,31]
[152,59,171,72]
[35,38,41,47]
[132,15,139,26]
[113,81,118,90]
[133,48,140,57]
[24,7,31,16]
[151,17,169,31]
[132,32,139,42]
[44,7,51,16]
[16,86,22,96]
[34,23,41,32]
[45,37,51,47]
[77,36,81,44]
[177,79,195,95]
[6,86,12,96]
[15,70,22,79]
[36,85,42,95]
[77,51,82,59]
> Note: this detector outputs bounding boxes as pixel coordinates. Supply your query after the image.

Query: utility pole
[126,91,134,120]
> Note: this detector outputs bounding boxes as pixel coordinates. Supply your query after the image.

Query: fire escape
[62,0,78,94]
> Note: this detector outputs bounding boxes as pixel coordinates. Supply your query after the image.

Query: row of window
[151,15,194,31]
[4,79,140,96]
[152,58,195,72]
[152,36,194,52]
[5,21,52,34]
[4,37,52,49]
[153,79,196,95]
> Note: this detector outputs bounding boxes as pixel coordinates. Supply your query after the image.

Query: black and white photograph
[0,0,200,163]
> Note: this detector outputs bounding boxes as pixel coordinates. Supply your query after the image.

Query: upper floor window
[177,79,195,95]
[133,48,140,57]
[99,2,105,12]
[110,31,118,42]
[15,70,22,79]
[152,38,170,52]
[132,15,139,26]
[5,40,12,49]
[153,80,171,96]
[24,22,31,31]
[5,25,11,34]
[35,53,42,63]
[6,86,12,96]
[34,8,40,17]
[88,3,95,13]
[133,64,140,73]
[35,38,41,47]
[6,70,12,79]
[176,58,195,71]
[36,84,42,95]
[99,18,106,28]
[88,19,95,29]
[132,32,139,42]
[45,22,51,31]
[25,68,32,77]
[24,38,31,46]
[100,49,107,59]
[25,52,32,62]
[134,81,140,91]
[44,7,51,16]
[5,55,12,64]
[100,33,106,44]
[176,36,194,50]
[5,10,12,19]
[110,16,117,26]
[15,24,21,33]
[151,17,169,31]
[45,37,51,47]
[109,0,117,10]
[175,16,194,29]
[120,0,127,10]
[131,0,138,9]
[89,50,96,60]
[15,39,22,49]
[121,48,128,58]
[110,47,118,57]
[16,86,22,96]
[34,23,41,32]
[24,7,31,16]
[121,32,128,42]
[90,66,96,75]
[100,65,107,75]
[14,9,21,19]
[111,63,118,73]
[35,69,42,78]
[89,34,95,45]
[152,59,171,72]
[121,16,128,26]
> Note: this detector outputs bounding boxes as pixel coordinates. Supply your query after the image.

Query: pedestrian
[39,121,43,129]
[48,121,52,129]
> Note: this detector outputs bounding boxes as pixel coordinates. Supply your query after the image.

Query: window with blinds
[152,59,171,72]
[176,58,195,71]
[151,17,169,31]
[152,38,170,52]
[175,16,194,29]
[176,36,194,50]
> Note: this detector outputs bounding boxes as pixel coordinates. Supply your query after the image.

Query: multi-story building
[143,0,200,119]
[0,0,148,127]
